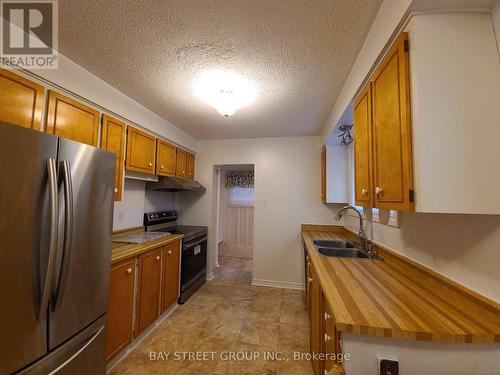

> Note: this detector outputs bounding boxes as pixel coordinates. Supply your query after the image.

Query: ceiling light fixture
[192,70,257,117]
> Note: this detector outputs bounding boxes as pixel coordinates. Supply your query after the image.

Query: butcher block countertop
[111,228,183,263]
[302,225,500,344]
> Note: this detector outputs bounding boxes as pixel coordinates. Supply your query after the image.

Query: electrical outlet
[378,355,398,375]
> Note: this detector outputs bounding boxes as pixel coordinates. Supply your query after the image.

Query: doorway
[214,164,255,270]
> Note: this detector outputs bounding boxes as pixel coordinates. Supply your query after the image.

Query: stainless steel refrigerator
[0,122,115,375]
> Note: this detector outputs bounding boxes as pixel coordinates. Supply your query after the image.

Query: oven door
[181,236,207,290]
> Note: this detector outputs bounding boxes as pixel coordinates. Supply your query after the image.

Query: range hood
[146,176,206,192]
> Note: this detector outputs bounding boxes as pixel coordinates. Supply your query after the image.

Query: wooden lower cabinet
[309,265,323,375]
[161,240,181,313]
[106,258,135,361]
[136,247,162,336]
[308,262,344,375]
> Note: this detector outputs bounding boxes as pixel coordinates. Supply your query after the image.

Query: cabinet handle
[149,162,153,167]
[361,188,367,195]
[324,333,333,343]
[126,268,132,274]
[168,250,172,254]
[160,165,164,170]
[114,188,118,193]
[155,255,160,261]
[308,277,313,283]
[375,186,383,195]
[324,312,332,321]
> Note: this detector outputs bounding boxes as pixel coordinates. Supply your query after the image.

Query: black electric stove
[144,210,207,304]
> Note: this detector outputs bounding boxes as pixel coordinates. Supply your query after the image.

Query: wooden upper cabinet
[106,258,135,361]
[101,115,126,201]
[175,149,187,178]
[126,126,156,174]
[46,91,100,146]
[371,32,413,211]
[0,69,44,130]
[353,83,373,207]
[136,247,162,336]
[161,240,181,313]
[156,139,176,176]
[186,152,195,180]
[321,146,326,203]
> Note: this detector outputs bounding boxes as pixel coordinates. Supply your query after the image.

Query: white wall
[343,333,500,375]
[408,12,500,213]
[177,136,342,287]
[112,179,177,231]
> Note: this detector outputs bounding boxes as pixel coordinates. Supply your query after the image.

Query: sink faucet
[335,206,369,253]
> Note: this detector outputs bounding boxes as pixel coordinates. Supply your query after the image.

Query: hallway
[110,256,313,375]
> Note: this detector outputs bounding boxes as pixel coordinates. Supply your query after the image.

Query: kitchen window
[228,187,254,206]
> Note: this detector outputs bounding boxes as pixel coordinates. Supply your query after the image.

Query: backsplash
[113,179,176,231]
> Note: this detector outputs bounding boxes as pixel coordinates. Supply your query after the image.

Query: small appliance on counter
[144,210,207,304]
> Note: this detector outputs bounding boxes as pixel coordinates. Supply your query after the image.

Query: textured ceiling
[58,0,382,140]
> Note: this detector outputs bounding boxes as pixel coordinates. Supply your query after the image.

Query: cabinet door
[156,139,176,176]
[321,146,326,203]
[186,152,195,180]
[309,265,323,375]
[46,91,100,146]
[101,115,126,201]
[353,83,373,207]
[106,258,135,361]
[161,240,181,313]
[371,32,413,211]
[175,149,187,178]
[323,299,344,374]
[0,69,44,130]
[136,248,162,336]
[126,127,156,174]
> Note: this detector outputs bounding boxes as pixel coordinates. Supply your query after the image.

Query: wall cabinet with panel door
[106,258,135,361]
[353,83,373,207]
[135,247,162,336]
[353,32,413,211]
[46,91,100,146]
[176,149,187,178]
[101,114,126,201]
[186,152,195,180]
[0,69,45,131]
[156,139,177,176]
[322,145,349,204]
[126,126,156,175]
[371,32,413,211]
[161,240,181,313]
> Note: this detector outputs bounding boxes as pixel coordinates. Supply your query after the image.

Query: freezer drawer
[17,316,107,375]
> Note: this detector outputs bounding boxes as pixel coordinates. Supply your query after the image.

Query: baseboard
[251,278,305,290]
[106,303,178,373]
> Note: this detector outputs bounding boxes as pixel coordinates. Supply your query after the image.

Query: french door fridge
[0,122,115,375]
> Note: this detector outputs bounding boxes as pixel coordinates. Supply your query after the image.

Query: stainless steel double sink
[312,239,382,260]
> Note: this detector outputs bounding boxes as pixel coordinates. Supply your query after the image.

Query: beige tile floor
[111,256,313,375]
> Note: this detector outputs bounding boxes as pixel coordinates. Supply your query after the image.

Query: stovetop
[144,210,207,243]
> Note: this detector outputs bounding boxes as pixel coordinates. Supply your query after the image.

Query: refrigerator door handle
[52,160,74,311]
[39,158,59,321]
